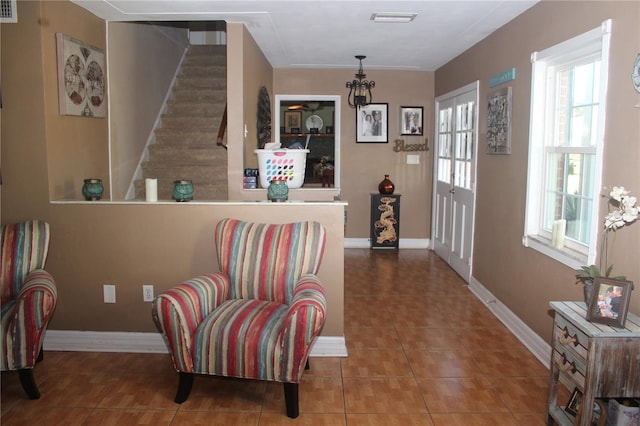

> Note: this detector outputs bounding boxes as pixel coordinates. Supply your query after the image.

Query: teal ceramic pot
[82,178,104,201]
[173,180,194,202]
[267,178,289,202]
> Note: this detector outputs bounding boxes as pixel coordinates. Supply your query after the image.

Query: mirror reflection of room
[279,100,335,187]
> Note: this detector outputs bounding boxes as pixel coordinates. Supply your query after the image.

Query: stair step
[133,179,228,201]
[183,52,226,66]
[154,128,218,145]
[171,87,226,102]
[186,45,226,56]
[142,163,227,180]
[165,102,226,116]
[176,77,226,90]
[161,115,222,129]
[180,64,226,78]
[148,145,227,163]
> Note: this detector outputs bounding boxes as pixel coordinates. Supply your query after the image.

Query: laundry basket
[255,149,309,189]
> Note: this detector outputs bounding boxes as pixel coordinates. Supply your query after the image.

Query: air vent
[0,0,17,23]
[370,12,417,23]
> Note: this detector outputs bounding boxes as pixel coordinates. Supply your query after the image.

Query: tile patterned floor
[1,249,563,425]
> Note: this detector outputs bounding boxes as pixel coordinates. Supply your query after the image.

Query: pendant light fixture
[346,55,375,108]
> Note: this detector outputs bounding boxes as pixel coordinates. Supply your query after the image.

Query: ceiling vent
[370,12,417,23]
[0,0,17,23]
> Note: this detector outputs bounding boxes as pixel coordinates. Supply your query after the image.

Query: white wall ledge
[51,200,348,206]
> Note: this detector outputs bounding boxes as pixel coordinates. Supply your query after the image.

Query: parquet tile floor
[1,248,566,425]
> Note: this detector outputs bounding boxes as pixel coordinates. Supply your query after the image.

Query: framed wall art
[284,110,302,134]
[486,86,511,154]
[356,103,388,143]
[400,106,423,136]
[586,277,633,328]
[56,33,106,117]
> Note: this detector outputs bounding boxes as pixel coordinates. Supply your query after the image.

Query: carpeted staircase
[134,44,228,201]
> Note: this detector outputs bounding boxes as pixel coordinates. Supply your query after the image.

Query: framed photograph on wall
[284,111,302,134]
[586,277,633,328]
[356,103,388,143]
[400,106,423,136]
[486,86,512,154]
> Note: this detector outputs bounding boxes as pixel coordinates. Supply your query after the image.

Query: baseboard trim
[43,330,348,358]
[468,276,551,368]
[344,238,430,249]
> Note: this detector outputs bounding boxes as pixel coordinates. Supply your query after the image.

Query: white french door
[432,82,478,282]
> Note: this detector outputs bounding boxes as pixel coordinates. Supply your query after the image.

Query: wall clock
[306,114,323,131]
[633,53,640,93]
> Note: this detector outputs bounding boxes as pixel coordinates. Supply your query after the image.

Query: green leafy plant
[576,264,625,285]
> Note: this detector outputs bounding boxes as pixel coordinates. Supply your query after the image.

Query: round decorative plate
[306,114,324,131]
[633,54,640,93]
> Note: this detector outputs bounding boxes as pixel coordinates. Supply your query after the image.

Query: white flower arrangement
[604,186,639,230]
[576,186,637,289]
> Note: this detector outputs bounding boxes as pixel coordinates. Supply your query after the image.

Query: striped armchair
[152,218,327,418]
[1,220,57,399]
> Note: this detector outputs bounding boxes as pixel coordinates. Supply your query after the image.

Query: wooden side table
[547,301,640,426]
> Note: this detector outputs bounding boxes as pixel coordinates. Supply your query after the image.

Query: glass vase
[378,174,395,194]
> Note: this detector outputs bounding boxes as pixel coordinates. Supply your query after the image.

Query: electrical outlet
[143,285,154,302]
[103,284,116,303]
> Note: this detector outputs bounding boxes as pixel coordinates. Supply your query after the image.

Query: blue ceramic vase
[267,179,289,202]
[173,180,194,202]
[82,178,104,201]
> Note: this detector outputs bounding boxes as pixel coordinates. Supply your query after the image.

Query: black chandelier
[346,55,375,108]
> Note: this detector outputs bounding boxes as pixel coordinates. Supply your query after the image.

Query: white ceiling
[72,0,539,71]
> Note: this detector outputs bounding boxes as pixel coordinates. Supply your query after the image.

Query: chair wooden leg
[174,372,194,403]
[18,369,40,400]
[283,382,299,418]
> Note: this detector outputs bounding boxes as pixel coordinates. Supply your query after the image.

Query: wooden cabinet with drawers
[547,301,640,426]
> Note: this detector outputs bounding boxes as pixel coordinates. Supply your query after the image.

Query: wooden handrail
[216,103,228,150]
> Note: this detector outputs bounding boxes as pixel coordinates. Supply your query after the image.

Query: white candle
[145,178,158,202]
[552,219,566,249]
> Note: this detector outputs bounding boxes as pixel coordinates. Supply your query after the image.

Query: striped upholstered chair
[152,218,327,418]
[1,220,57,399]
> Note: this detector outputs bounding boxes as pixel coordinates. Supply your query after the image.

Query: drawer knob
[557,353,578,374]
[557,326,579,347]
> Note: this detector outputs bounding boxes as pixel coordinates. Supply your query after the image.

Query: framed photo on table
[356,103,388,143]
[586,277,633,328]
[400,106,423,136]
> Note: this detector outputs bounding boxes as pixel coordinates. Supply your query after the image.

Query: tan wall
[1,2,343,336]
[1,1,49,220]
[273,69,435,240]
[39,1,110,200]
[45,202,345,335]
[435,0,640,339]
[108,22,189,199]
[226,23,274,200]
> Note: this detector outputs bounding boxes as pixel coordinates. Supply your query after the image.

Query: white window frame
[523,20,611,270]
